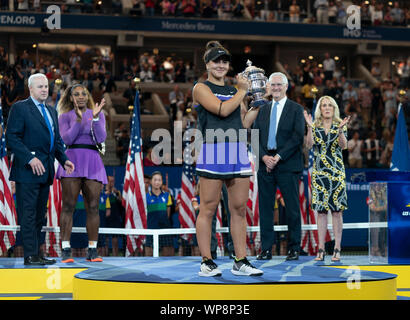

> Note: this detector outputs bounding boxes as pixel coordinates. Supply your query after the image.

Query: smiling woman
[192,40,263,277]
[55,83,107,264]
[304,95,350,263]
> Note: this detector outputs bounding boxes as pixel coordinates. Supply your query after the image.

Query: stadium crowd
[0,46,409,169]
[0,41,409,258]
[0,0,409,27]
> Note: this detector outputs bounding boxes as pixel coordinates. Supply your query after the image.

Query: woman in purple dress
[56,84,107,263]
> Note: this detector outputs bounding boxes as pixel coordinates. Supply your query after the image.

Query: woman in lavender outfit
[56,84,107,263]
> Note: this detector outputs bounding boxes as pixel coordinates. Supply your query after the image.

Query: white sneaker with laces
[198,258,222,277]
[231,257,263,276]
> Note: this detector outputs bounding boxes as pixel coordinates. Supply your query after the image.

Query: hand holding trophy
[241,59,268,108]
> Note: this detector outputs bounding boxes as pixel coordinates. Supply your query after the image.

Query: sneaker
[198,258,222,277]
[61,248,74,263]
[86,248,103,262]
[231,257,263,276]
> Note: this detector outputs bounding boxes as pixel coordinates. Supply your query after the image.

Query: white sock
[88,241,97,249]
[62,241,70,249]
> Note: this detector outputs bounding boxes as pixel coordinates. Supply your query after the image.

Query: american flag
[46,93,62,257]
[246,151,259,255]
[46,160,62,257]
[0,89,17,255]
[122,89,147,256]
[178,122,196,241]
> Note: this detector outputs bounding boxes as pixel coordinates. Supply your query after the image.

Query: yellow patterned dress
[311,121,348,212]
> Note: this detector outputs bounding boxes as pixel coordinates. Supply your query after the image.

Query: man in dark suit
[253,72,305,261]
[6,73,75,265]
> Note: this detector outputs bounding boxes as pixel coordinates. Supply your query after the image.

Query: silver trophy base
[250,99,267,108]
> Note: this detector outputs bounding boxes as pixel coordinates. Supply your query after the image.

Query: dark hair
[150,171,163,180]
[203,41,231,64]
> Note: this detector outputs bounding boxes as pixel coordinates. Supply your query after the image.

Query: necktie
[267,101,279,150]
[39,103,54,151]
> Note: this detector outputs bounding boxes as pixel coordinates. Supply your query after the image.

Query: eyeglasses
[270,83,284,87]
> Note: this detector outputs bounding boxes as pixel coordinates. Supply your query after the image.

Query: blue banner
[1,11,409,42]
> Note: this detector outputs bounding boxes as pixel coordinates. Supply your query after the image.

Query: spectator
[382,80,398,128]
[314,0,329,24]
[218,0,233,19]
[361,2,372,27]
[379,132,394,168]
[119,58,131,80]
[272,0,285,21]
[123,80,137,109]
[131,0,146,15]
[400,59,410,88]
[160,0,176,15]
[347,131,363,168]
[81,70,94,94]
[390,1,404,26]
[363,131,382,168]
[335,0,346,25]
[99,71,117,93]
[342,83,358,110]
[140,63,155,82]
[116,129,130,165]
[69,51,82,70]
[371,2,383,26]
[2,78,17,126]
[383,6,393,26]
[145,0,156,15]
[301,78,315,111]
[255,0,273,21]
[371,61,382,80]
[406,7,410,27]
[0,46,7,71]
[181,0,197,17]
[323,52,335,81]
[328,0,337,23]
[174,58,186,83]
[371,81,383,132]
[289,0,300,23]
[201,0,217,17]
[16,0,29,10]
[358,82,372,125]
[143,146,158,166]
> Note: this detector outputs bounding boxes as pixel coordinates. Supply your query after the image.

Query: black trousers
[15,182,50,258]
[257,169,302,253]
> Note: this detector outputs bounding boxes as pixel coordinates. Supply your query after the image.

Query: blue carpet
[69,256,396,285]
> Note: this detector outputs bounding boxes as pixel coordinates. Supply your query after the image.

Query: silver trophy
[241,59,268,108]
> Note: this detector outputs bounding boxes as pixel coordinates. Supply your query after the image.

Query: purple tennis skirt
[195,142,252,179]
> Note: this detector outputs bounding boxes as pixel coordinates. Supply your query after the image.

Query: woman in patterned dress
[304,96,350,262]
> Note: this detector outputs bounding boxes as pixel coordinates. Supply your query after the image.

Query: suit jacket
[6,97,69,185]
[253,98,305,173]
